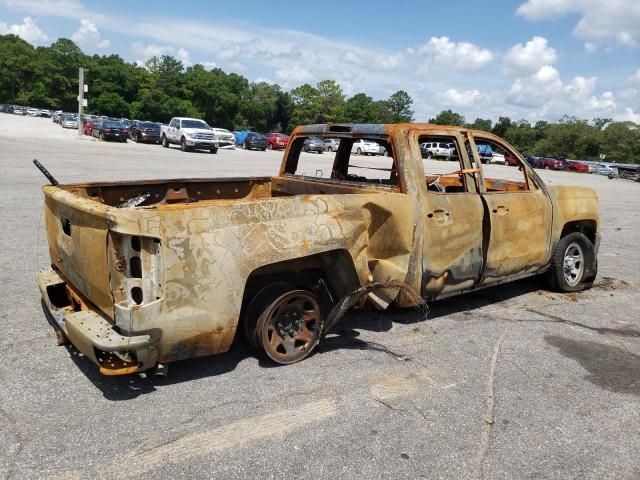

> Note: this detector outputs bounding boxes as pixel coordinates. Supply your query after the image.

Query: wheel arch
[241,249,360,306]
[560,219,597,245]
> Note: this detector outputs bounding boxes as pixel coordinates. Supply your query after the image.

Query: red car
[504,154,519,166]
[83,118,97,136]
[538,157,564,170]
[562,159,590,173]
[264,133,289,150]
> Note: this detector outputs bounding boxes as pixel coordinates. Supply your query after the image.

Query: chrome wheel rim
[563,242,584,287]
[259,290,323,364]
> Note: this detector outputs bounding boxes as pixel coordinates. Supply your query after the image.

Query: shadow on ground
[545,335,640,396]
[61,277,566,400]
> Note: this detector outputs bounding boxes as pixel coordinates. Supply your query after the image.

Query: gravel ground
[0,114,639,480]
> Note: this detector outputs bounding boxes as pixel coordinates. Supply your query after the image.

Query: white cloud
[131,41,175,59]
[619,107,640,123]
[516,0,640,48]
[417,36,493,71]
[584,42,596,53]
[275,65,314,84]
[0,16,48,44]
[503,36,557,76]
[631,68,640,84]
[176,47,191,66]
[202,61,217,71]
[71,19,109,50]
[434,88,482,108]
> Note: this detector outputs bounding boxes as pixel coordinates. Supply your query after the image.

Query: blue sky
[1,0,639,123]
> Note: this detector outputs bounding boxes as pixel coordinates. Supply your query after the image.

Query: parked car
[161,117,218,153]
[129,121,161,143]
[27,107,40,117]
[13,107,26,115]
[234,130,255,147]
[83,118,98,136]
[60,114,78,129]
[264,133,289,150]
[539,157,564,170]
[211,128,236,149]
[561,159,590,173]
[244,133,268,151]
[93,119,128,142]
[421,141,454,158]
[489,152,506,165]
[477,144,493,163]
[39,109,52,118]
[323,138,340,152]
[303,136,325,153]
[351,138,379,155]
[594,163,619,178]
[504,154,519,166]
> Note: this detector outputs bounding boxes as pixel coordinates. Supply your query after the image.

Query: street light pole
[78,67,84,136]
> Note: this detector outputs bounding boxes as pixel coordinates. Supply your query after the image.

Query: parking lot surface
[1,114,639,480]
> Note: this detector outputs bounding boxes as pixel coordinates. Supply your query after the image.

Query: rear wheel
[135,133,140,143]
[548,232,596,292]
[356,147,362,155]
[244,283,324,364]
[267,143,273,150]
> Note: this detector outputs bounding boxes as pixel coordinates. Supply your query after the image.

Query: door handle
[427,209,450,221]
[492,206,509,216]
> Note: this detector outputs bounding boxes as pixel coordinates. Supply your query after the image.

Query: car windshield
[104,121,123,127]
[182,120,209,129]
[140,122,158,128]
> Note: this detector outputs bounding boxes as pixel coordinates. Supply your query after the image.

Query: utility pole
[78,67,85,136]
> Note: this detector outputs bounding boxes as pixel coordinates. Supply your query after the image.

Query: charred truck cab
[37,123,600,375]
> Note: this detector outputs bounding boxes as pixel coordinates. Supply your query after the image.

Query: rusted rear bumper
[37,269,157,375]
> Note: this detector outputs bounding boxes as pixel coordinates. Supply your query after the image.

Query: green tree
[492,116,512,137]
[290,83,320,126]
[429,109,465,126]
[315,79,345,123]
[386,90,414,122]
[344,93,378,123]
[468,118,492,131]
[93,92,130,118]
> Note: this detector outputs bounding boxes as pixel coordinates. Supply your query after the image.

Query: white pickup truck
[160,117,219,153]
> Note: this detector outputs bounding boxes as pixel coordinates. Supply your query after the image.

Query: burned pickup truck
[37,124,599,375]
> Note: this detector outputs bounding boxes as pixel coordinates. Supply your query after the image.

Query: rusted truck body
[38,123,599,375]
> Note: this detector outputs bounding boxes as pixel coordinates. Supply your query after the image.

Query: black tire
[210,146,218,154]
[544,165,550,170]
[162,135,169,148]
[180,137,188,152]
[261,148,267,151]
[356,147,362,155]
[267,143,273,150]
[134,133,139,143]
[100,132,104,140]
[243,282,294,349]
[547,232,596,292]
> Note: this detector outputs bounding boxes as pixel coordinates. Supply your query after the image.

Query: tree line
[1,34,638,163]
[429,110,640,164]
[0,34,413,134]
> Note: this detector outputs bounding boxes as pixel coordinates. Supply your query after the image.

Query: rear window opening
[283,134,400,191]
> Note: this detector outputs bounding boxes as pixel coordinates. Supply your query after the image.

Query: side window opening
[472,137,530,192]
[418,135,471,194]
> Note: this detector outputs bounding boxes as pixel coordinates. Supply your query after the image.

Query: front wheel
[356,147,362,155]
[180,137,188,152]
[210,146,218,154]
[162,135,169,148]
[547,232,596,292]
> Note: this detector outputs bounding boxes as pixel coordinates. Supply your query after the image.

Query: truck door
[468,134,552,283]
[168,118,179,141]
[416,131,485,297]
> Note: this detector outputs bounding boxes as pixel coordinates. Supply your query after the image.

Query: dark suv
[129,121,161,143]
[244,133,268,151]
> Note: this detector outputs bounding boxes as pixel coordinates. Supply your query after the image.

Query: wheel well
[561,220,596,245]
[240,250,360,312]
